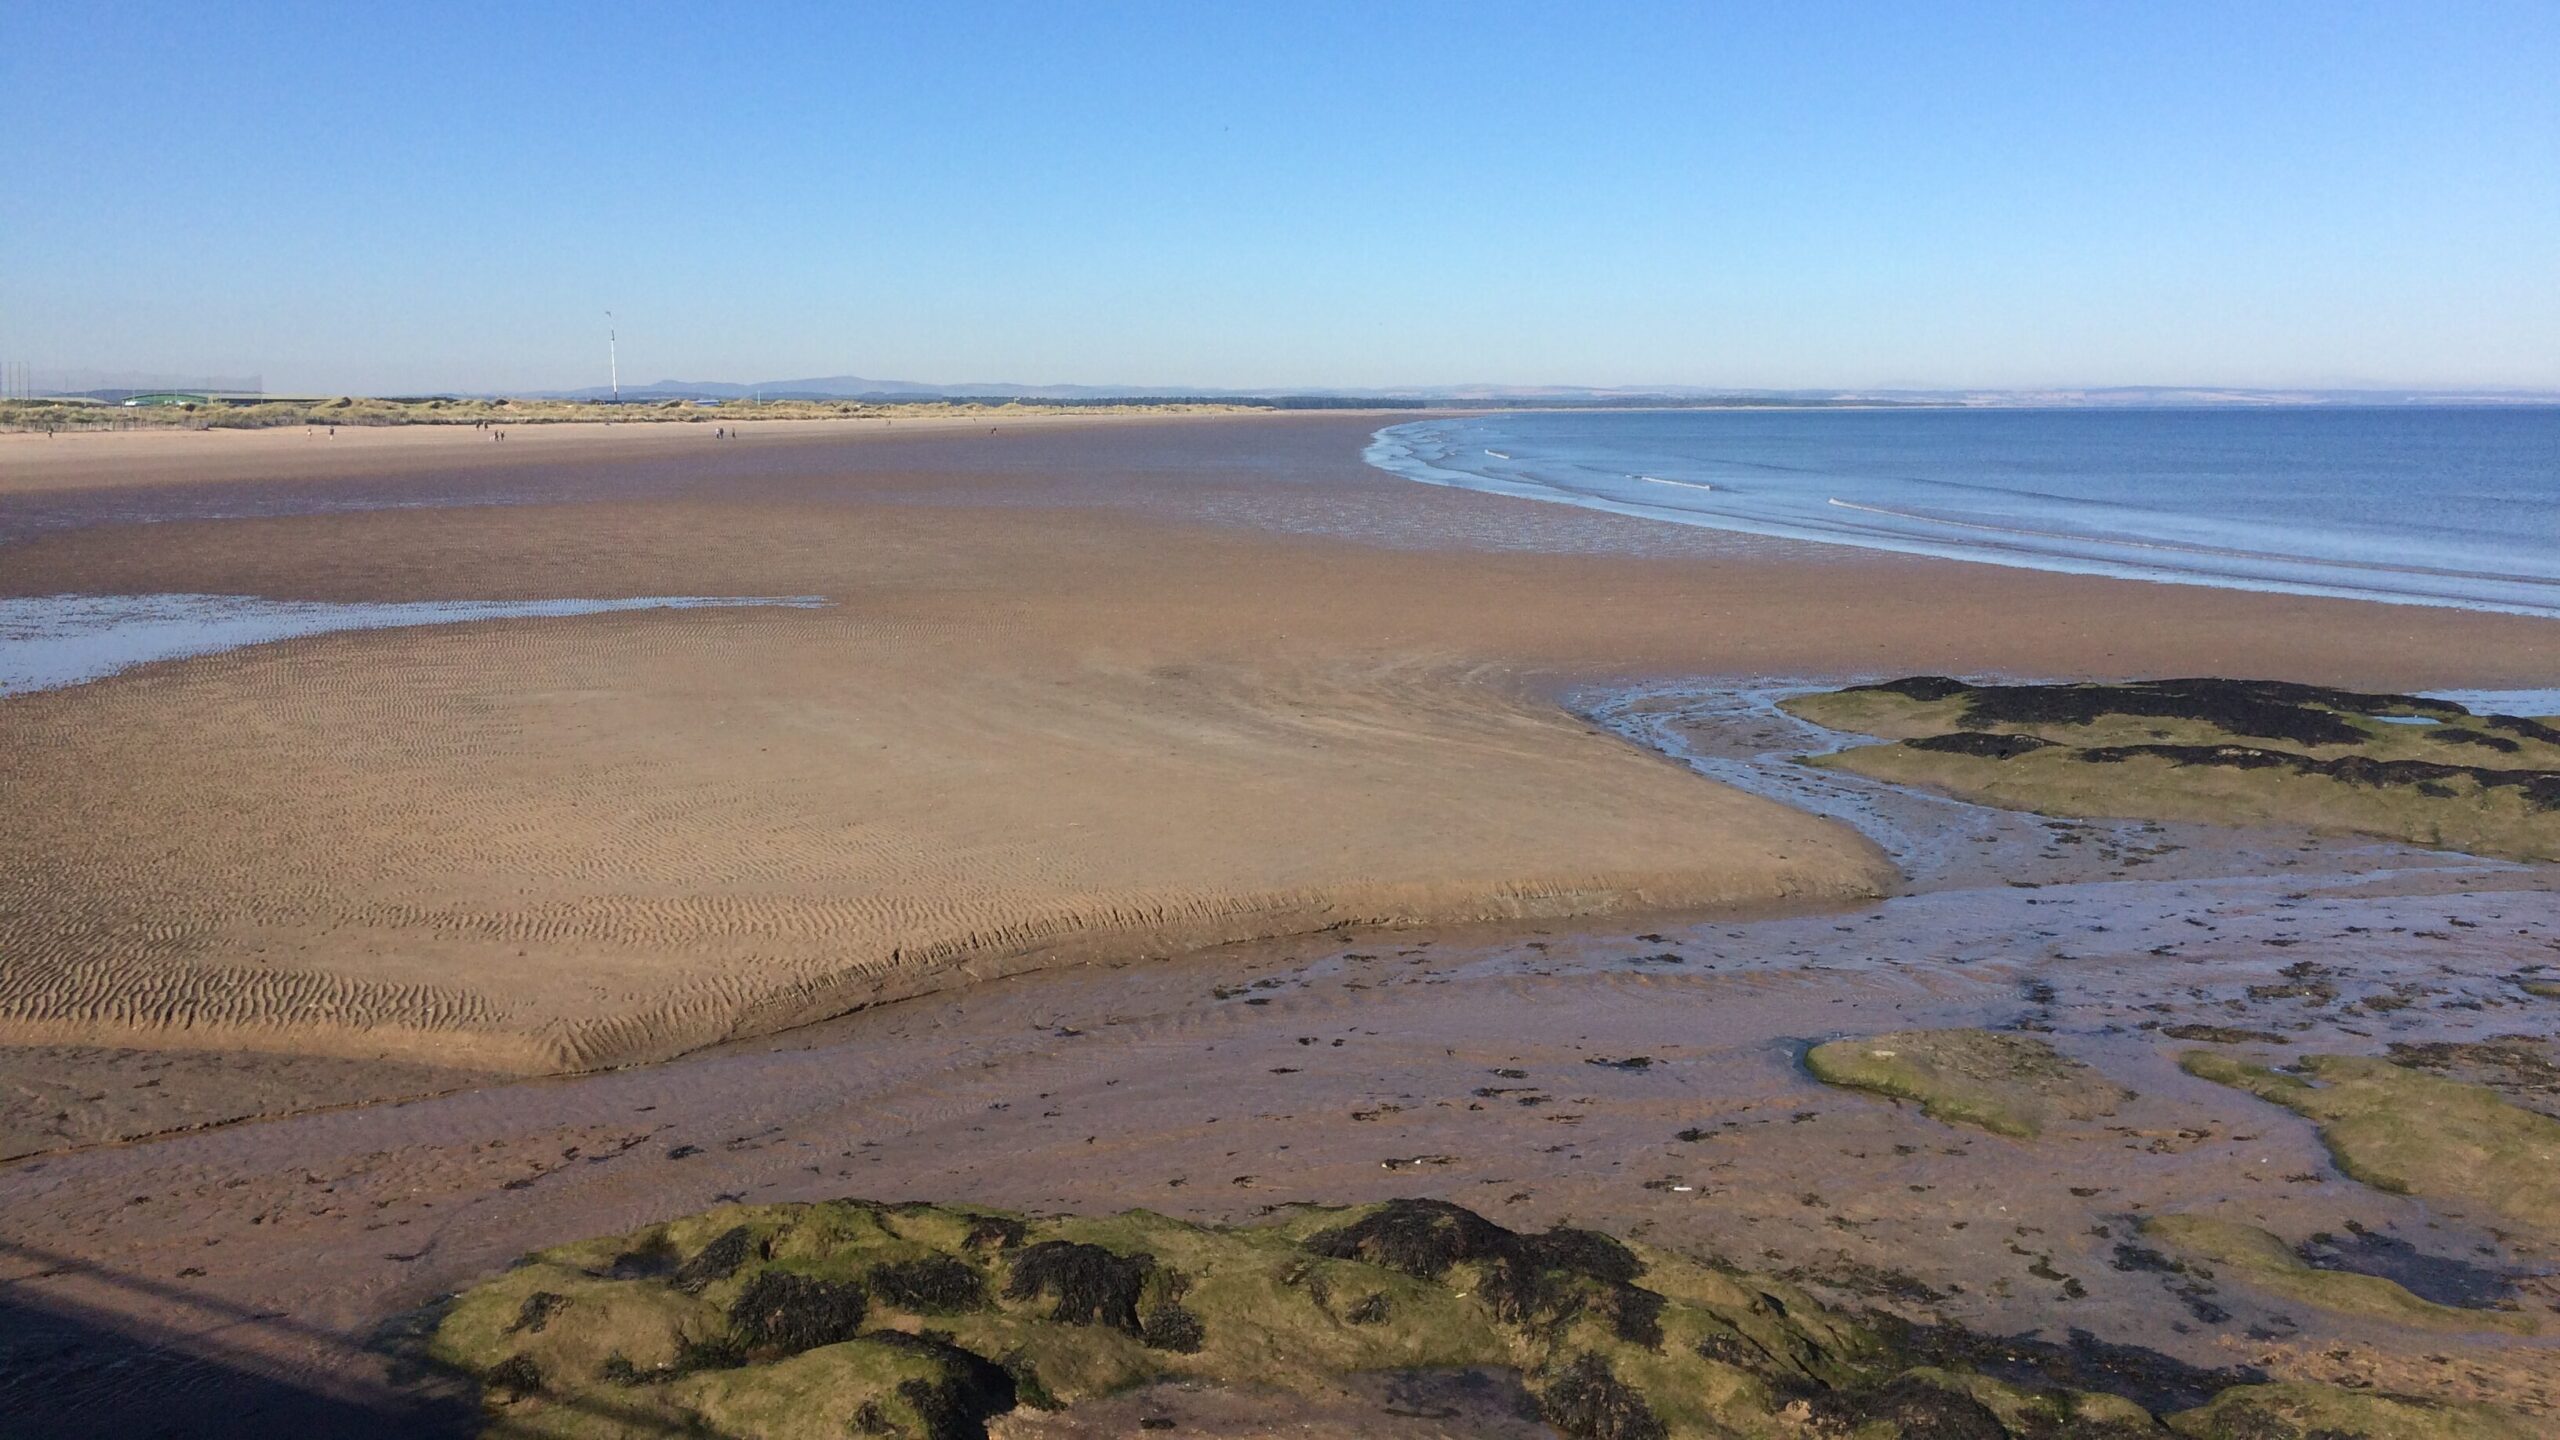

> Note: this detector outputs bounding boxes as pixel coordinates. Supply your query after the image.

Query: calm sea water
[1366,408,2560,617]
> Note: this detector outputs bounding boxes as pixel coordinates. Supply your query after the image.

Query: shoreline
[1368,409,2560,621]
[0,405,1379,497]
[3,412,2557,1433]
[1,413,2553,1092]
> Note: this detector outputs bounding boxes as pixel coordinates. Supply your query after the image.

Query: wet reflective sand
[2,414,2554,1435]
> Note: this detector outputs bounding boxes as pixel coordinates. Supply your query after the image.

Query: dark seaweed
[1305,1200,1641,1286]
[1303,1198,1524,1278]
[2069,743,2560,810]
[2434,727,2523,753]
[485,1352,544,1399]
[1909,730,2056,760]
[1538,1352,1668,1440]
[1951,678,2455,746]
[602,1231,679,1280]
[727,1270,869,1356]
[961,1214,1029,1251]
[1306,1201,1649,1330]
[1521,1227,1645,1286]
[1868,1313,2259,1415]
[865,1330,1020,1440]
[2486,713,2560,746]
[506,1290,572,1335]
[1003,1241,1153,1333]
[2388,1038,2560,1099]
[1807,1373,2007,1440]
[671,1225,761,1293]
[1845,676,1975,702]
[1139,1300,1206,1352]
[2161,1024,2288,1045]
[869,1255,989,1313]
[1601,1283,1667,1348]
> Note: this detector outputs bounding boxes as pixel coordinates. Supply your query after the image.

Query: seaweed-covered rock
[1004,1240,1154,1333]
[2168,1382,2537,1439]
[506,1290,572,1335]
[1307,1199,1651,1327]
[1805,1029,2130,1137]
[484,1352,543,1400]
[869,1254,988,1313]
[1909,730,2057,760]
[1303,1196,1522,1277]
[1810,1371,2009,1440]
[1786,677,2560,860]
[2181,1051,2560,1237]
[1846,675,1977,703]
[864,1330,1018,1440]
[424,1196,2539,1440]
[1538,1352,1667,1440]
[729,1270,870,1356]
[1138,1299,1206,1353]
[671,1223,761,1293]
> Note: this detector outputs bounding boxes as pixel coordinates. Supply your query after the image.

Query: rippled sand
[3,413,2557,1434]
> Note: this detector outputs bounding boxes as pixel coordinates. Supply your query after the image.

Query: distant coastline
[10,377,2552,433]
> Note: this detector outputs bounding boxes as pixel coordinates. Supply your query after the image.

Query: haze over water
[1368,407,2560,618]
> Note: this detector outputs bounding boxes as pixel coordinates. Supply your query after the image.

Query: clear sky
[5,2,2554,395]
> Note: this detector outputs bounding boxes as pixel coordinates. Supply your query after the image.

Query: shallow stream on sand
[0,592,826,695]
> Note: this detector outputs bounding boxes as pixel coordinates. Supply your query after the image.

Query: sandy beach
[5,412,2558,1435]
[6,416,2551,1078]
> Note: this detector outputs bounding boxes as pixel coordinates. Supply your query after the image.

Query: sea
[1364,407,2560,619]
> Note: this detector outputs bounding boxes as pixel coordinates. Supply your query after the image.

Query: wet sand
[8,757,2556,1433]
[3,416,2552,1082]
[3,412,2557,1433]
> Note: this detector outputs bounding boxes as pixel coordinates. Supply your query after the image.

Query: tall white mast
[606,311,619,404]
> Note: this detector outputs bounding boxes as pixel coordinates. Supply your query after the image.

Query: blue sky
[4,2,2554,394]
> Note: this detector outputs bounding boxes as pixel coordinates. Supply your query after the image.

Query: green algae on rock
[1781,678,2560,860]
[2180,1052,2560,1238]
[1804,1029,2131,1138]
[426,1196,2224,1439]
[2139,1216,2536,1336]
[2167,1382,2539,1440]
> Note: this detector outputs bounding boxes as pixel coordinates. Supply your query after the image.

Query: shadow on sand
[0,1239,703,1439]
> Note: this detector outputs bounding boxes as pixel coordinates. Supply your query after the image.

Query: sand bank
[3,414,2554,1081]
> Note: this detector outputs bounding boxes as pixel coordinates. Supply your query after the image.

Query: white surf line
[1822,497,2552,587]
[1636,474,1713,491]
